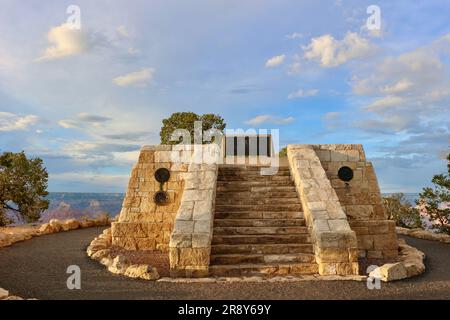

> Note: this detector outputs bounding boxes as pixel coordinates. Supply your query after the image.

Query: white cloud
[128,47,140,55]
[324,112,341,121]
[0,112,39,131]
[58,119,78,129]
[344,32,450,159]
[37,24,88,61]
[265,54,286,68]
[286,32,303,40]
[355,115,416,133]
[303,32,374,67]
[58,113,112,129]
[380,79,413,94]
[113,68,154,87]
[287,61,301,74]
[287,88,319,99]
[245,115,294,126]
[116,25,129,38]
[365,96,406,113]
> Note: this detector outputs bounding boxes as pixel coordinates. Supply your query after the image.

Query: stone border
[87,228,160,281]
[157,274,367,283]
[0,216,111,248]
[0,288,37,300]
[396,227,450,244]
[369,239,425,282]
[287,145,359,275]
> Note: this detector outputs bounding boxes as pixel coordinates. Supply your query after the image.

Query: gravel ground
[0,226,449,300]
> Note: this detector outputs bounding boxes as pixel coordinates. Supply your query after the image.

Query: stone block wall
[312,144,398,261]
[112,144,220,277]
[169,161,218,277]
[287,145,359,275]
[111,145,189,252]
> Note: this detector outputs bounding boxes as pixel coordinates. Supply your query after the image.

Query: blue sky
[0,0,449,193]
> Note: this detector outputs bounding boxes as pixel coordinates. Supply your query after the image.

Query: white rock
[49,219,62,232]
[0,233,12,247]
[370,262,407,282]
[124,264,160,280]
[62,219,80,231]
[4,295,23,300]
[108,255,130,274]
[0,288,9,299]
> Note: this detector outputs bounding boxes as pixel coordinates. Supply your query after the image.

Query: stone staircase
[209,165,318,277]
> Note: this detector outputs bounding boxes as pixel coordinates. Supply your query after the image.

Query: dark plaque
[338,166,354,182]
[154,168,170,183]
[154,191,169,205]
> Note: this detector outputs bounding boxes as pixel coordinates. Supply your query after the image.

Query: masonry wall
[111,145,188,252]
[313,144,398,261]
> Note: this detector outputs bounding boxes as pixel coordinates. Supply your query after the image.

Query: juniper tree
[0,151,49,226]
[417,153,450,234]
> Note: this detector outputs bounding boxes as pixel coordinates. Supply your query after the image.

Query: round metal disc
[338,166,354,182]
[153,191,169,205]
[154,168,170,183]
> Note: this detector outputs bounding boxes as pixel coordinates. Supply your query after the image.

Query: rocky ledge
[87,228,160,281]
[369,238,426,282]
[0,216,111,248]
[0,288,37,300]
[396,227,450,244]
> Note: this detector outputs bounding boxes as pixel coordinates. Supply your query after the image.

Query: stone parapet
[287,145,359,275]
[312,144,398,261]
[112,145,190,252]
[169,158,219,277]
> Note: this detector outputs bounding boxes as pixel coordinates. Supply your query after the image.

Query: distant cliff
[39,193,124,223]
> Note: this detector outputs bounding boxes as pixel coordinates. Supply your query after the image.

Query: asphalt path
[0,227,449,300]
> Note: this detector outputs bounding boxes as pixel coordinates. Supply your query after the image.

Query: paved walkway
[0,227,449,300]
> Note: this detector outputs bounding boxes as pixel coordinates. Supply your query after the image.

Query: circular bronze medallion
[154,168,170,183]
[154,191,169,205]
[338,166,354,182]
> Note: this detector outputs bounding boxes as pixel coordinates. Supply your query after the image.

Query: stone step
[215,204,302,212]
[219,165,290,171]
[213,218,305,227]
[211,243,314,255]
[216,186,297,193]
[212,234,310,245]
[210,253,316,265]
[218,174,292,181]
[215,197,300,205]
[213,226,308,235]
[214,211,304,219]
[217,180,294,187]
[209,262,319,277]
[215,191,299,199]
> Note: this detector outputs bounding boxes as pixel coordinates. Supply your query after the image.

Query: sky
[0,0,449,193]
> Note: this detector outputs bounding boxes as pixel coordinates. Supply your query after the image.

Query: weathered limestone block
[169,151,218,277]
[124,264,160,280]
[108,255,131,275]
[111,222,150,238]
[112,236,156,251]
[61,219,80,231]
[287,145,359,276]
[0,288,9,299]
[369,262,407,282]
